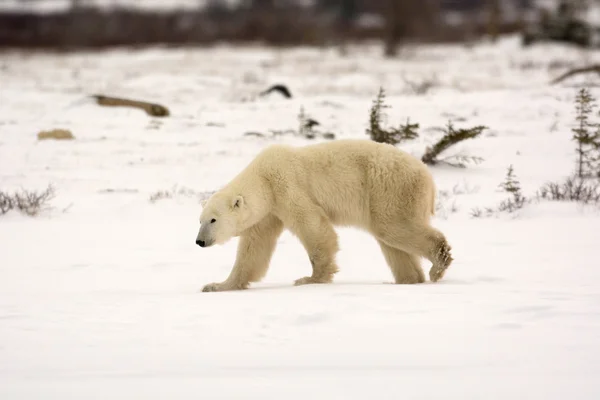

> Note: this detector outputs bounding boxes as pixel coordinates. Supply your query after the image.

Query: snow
[1,35,600,399]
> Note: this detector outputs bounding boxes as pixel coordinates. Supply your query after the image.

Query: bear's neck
[232,173,273,229]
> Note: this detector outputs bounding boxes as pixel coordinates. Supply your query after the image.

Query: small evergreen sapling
[421,121,486,167]
[367,87,389,144]
[531,87,600,209]
[298,106,314,139]
[470,165,526,217]
[366,87,420,145]
[398,118,420,142]
[497,164,527,213]
[296,106,333,140]
[571,88,600,178]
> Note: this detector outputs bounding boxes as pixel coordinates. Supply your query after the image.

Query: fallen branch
[551,64,600,85]
[259,84,292,99]
[421,122,486,167]
[92,94,170,117]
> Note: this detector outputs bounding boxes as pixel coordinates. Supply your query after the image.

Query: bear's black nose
[196,240,206,247]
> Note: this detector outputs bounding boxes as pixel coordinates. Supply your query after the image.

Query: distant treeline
[0,6,525,50]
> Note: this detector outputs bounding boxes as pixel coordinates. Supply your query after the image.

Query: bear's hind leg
[202,214,284,292]
[289,209,340,286]
[377,240,425,284]
[374,223,453,283]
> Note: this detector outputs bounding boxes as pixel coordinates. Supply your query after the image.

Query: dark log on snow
[259,84,292,99]
[551,65,600,85]
[92,95,170,117]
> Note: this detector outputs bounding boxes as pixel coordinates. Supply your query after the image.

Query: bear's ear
[200,198,208,208]
[232,195,244,209]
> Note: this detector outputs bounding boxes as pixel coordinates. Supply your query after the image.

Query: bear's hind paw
[429,242,453,282]
[429,266,447,283]
[201,282,224,292]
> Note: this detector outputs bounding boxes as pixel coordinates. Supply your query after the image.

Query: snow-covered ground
[1,36,600,399]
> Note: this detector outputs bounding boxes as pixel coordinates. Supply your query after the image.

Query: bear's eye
[210,218,216,223]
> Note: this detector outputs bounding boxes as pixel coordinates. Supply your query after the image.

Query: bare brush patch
[0,185,56,216]
[536,176,600,206]
[469,207,496,218]
[149,190,175,203]
[244,106,335,141]
[149,185,214,204]
[98,188,139,194]
[510,59,544,71]
[402,73,441,95]
[146,120,163,130]
[435,190,459,219]
[450,181,480,196]
[435,181,480,219]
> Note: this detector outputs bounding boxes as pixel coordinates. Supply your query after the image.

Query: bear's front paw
[294,276,332,286]
[201,281,248,292]
[201,282,226,292]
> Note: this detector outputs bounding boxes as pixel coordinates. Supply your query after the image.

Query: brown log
[92,94,170,117]
[37,129,75,140]
[550,65,600,85]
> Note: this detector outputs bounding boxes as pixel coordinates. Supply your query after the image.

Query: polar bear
[196,139,453,292]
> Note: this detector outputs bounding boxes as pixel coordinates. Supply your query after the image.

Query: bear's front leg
[201,214,284,293]
[289,208,340,286]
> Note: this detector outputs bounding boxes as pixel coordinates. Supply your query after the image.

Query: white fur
[196,139,453,292]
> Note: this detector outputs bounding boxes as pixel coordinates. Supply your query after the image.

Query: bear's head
[196,193,246,248]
